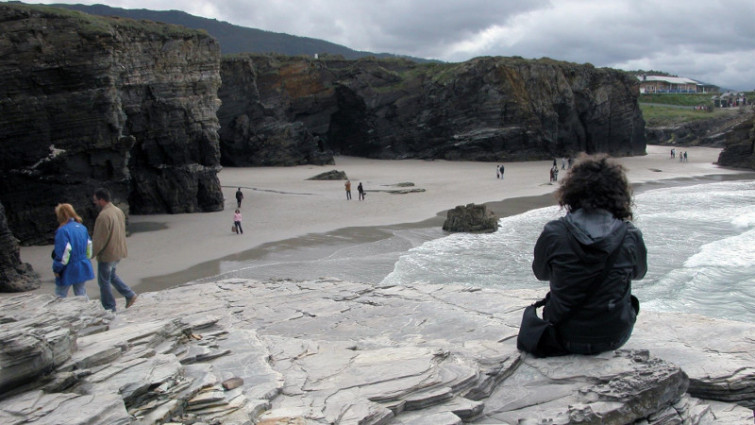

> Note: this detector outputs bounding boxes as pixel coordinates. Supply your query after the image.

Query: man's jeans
[98,261,135,311]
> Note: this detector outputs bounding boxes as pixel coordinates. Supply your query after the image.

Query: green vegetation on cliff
[640,92,754,127]
[7,3,205,38]
[640,105,741,127]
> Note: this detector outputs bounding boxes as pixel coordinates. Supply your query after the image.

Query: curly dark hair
[556,154,633,220]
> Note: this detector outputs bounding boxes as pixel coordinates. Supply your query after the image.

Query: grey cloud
[33,0,755,89]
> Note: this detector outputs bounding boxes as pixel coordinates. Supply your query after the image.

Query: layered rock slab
[0,279,753,424]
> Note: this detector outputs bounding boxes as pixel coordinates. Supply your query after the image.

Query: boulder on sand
[442,203,499,233]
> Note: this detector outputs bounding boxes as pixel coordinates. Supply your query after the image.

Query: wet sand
[17,145,751,297]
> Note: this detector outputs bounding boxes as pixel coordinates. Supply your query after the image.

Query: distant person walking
[52,203,94,298]
[499,164,505,180]
[550,165,559,183]
[496,165,500,179]
[92,188,137,312]
[235,188,244,208]
[357,182,365,200]
[233,209,243,234]
[345,180,352,200]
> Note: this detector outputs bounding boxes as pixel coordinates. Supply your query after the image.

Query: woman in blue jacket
[52,203,95,298]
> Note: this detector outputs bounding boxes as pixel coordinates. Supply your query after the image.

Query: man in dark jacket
[531,155,647,355]
[235,188,244,208]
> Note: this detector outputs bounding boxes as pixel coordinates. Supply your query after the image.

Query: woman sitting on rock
[531,154,647,355]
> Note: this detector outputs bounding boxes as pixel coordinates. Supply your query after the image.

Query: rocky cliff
[0,4,224,245]
[218,55,335,166]
[717,114,755,170]
[646,110,753,147]
[218,54,647,164]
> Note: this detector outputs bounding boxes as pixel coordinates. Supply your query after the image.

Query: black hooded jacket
[532,208,647,345]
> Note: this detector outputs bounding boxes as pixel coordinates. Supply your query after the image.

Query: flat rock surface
[1,279,753,424]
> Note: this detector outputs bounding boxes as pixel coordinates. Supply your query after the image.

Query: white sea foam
[382,179,755,323]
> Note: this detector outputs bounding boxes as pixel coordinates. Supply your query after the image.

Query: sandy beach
[16,145,752,297]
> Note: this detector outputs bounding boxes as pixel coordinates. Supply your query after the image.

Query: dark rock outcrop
[308,170,348,180]
[218,54,647,164]
[218,55,335,166]
[646,111,753,147]
[443,203,499,233]
[717,114,755,170]
[0,202,39,292]
[0,4,224,244]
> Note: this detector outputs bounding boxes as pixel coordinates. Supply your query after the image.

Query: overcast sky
[30,0,755,90]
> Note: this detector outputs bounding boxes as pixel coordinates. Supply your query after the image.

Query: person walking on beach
[52,203,94,298]
[233,209,243,234]
[499,164,505,180]
[92,188,137,312]
[525,154,647,356]
[235,188,244,208]
[357,182,365,200]
[496,165,500,179]
[345,180,352,200]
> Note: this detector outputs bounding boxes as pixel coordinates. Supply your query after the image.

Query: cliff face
[0,4,223,245]
[218,55,646,163]
[646,111,752,147]
[218,56,335,166]
[717,114,755,169]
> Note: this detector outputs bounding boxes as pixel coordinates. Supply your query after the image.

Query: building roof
[638,75,701,85]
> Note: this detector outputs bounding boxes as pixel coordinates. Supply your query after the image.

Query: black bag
[517,297,567,357]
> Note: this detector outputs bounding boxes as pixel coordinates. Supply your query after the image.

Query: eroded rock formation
[218,55,335,166]
[0,202,39,292]
[717,114,755,170]
[1,279,752,424]
[443,203,499,233]
[218,54,647,164]
[646,111,753,147]
[0,4,224,245]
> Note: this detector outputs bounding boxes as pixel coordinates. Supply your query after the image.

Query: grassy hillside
[640,92,754,127]
[640,104,741,127]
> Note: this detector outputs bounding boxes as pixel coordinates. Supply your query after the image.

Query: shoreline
[14,145,754,298]
[140,171,755,291]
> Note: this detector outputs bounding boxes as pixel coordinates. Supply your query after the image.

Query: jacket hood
[563,208,627,262]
